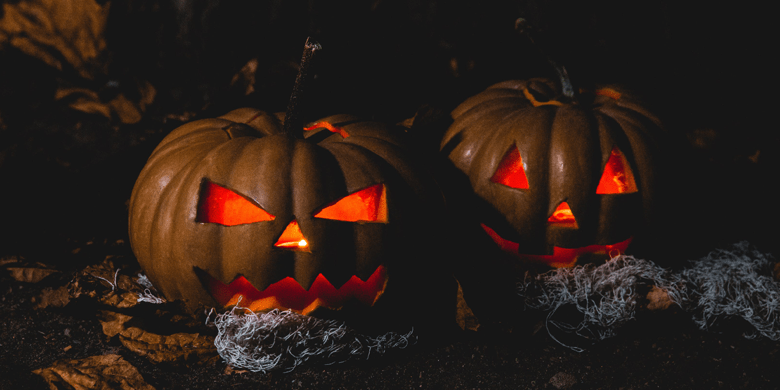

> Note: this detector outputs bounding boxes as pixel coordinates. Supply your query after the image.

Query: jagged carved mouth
[480,223,633,268]
[198,266,388,315]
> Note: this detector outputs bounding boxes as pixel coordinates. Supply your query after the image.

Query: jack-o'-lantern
[441,78,663,268]
[128,108,449,327]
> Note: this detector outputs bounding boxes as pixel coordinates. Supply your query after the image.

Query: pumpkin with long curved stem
[441,77,663,268]
[128,39,452,330]
[130,109,447,319]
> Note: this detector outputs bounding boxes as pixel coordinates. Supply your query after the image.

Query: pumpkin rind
[441,78,663,265]
[129,108,447,318]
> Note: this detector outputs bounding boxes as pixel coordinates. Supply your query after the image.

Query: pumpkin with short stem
[441,77,664,268]
[129,108,449,323]
[129,39,453,330]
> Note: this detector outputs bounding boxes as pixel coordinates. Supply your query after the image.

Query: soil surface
[2,1,779,389]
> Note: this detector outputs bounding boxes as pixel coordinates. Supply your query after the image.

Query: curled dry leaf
[99,311,218,365]
[6,266,59,283]
[646,285,674,311]
[455,279,479,332]
[0,0,109,80]
[0,255,21,267]
[119,327,218,365]
[68,257,156,309]
[230,57,258,96]
[55,81,156,124]
[33,354,155,390]
[34,286,72,309]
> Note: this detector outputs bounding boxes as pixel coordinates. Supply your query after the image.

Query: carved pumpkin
[129,108,449,325]
[441,78,663,268]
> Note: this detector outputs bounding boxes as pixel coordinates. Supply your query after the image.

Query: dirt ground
[2,1,779,388]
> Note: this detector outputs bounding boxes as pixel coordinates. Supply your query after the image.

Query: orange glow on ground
[314,184,388,222]
[303,121,350,138]
[490,146,529,189]
[480,223,632,268]
[596,146,638,194]
[197,181,275,226]
[205,265,388,315]
[547,202,578,229]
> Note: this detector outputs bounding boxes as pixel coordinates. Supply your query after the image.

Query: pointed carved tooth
[301,298,328,315]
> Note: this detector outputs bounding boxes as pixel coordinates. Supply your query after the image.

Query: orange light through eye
[490,146,529,189]
[303,121,350,138]
[596,146,638,194]
[274,220,310,252]
[196,181,275,226]
[314,184,388,223]
[547,202,578,229]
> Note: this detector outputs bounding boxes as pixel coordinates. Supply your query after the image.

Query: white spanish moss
[208,305,415,373]
[136,274,166,304]
[519,254,685,351]
[681,241,780,340]
[519,241,780,351]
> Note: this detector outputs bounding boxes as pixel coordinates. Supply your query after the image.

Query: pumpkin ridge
[152,119,236,155]
[146,148,216,302]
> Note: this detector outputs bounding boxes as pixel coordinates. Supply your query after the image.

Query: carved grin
[198,266,388,315]
[481,223,633,268]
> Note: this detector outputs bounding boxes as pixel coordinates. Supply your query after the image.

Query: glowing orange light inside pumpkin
[206,265,388,315]
[314,184,388,223]
[274,220,310,252]
[303,121,350,138]
[480,223,632,268]
[196,181,275,226]
[490,146,529,189]
[596,146,638,194]
[547,201,578,229]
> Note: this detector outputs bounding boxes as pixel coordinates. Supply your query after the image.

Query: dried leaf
[98,310,217,365]
[646,285,674,311]
[119,327,217,365]
[455,279,480,332]
[0,255,21,267]
[7,267,59,283]
[99,310,133,338]
[33,354,155,390]
[55,82,156,124]
[68,256,153,308]
[34,286,72,309]
[230,58,258,96]
[0,0,110,80]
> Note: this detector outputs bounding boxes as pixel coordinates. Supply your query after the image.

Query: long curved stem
[283,37,322,138]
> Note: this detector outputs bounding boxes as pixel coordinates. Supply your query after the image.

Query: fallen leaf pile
[3,255,218,389]
[0,0,155,123]
[33,354,155,390]
[0,0,108,79]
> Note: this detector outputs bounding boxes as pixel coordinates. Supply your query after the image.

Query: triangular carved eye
[197,181,275,226]
[596,146,638,194]
[314,184,388,223]
[491,145,529,189]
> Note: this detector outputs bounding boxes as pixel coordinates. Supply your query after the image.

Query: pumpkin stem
[515,18,578,103]
[283,37,322,138]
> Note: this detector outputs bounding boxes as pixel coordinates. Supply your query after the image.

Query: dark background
[2,0,777,259]
[1,0,779,388]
